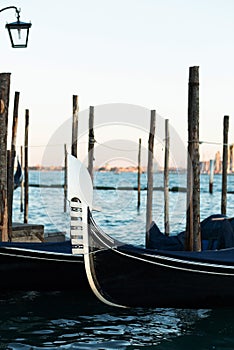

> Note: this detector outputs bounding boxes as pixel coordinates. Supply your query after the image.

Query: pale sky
[1,0,234,166]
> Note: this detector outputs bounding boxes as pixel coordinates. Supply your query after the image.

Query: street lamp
[0,6,31,48]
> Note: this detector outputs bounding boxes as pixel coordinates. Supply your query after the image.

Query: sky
[1,0,234,167]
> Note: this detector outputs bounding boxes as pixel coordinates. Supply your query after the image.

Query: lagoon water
[1,171,234,349]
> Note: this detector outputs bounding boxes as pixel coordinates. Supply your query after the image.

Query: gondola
[84,212,234,308]
[0,155,91,292]
[0,240,87,291]
[75,153,234,309]
[61,156,234,309]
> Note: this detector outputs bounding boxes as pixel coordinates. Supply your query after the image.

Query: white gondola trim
[70,198,85,255]
[71,210,82,218]
[91,230,234,276]
[0,250,83,262]
[71,239,83,245]
[72,248,84,255]
[71,220,83,227]
[70,202,83,209]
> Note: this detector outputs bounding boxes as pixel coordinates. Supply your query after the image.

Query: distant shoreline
[27,165,234,175]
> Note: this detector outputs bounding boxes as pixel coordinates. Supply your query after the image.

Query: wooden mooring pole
[221,115,229,215]
[0,73,11,242]
[164,119,170,236]
[185,66,201,252]
[137,138,142,209]
[88,106,95,183]
[20,145,23,212]
[7,150,13,241]
[64,144,68,212]
[146,110,156,248]
[8,91,20,241]
[71,95,79,158]
[209,159,214,194]
[24,109,29,224]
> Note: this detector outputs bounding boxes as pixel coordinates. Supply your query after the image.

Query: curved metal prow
[67,154,92,254]
[67,154,126,307]
[70,197,85,255]
[67,154,93,210]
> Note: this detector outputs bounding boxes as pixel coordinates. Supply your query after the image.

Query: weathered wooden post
[137,138,142,209]
[0,73,11,242]
[221,115,229,215]
[88,106,95,183]
[7,150,13,241]
[64,144,68,212]
[8,91,20,240]
[71,95,79,158]
[230,144,234,173]
[20,145,23,212]
[24,109,29,224]
[209,159,214,194]
[185,66,201,252]
[164,119,170,236]
[146,110,156,248]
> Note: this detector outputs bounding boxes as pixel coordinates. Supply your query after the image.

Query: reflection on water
[0,290,218,349]
[1,290,234,349]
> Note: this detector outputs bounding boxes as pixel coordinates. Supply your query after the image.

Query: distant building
[214,151,221,173]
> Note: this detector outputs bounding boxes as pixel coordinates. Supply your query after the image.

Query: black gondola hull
[0,244,88,291]
[90,248,234,308]
[86,214,234,308]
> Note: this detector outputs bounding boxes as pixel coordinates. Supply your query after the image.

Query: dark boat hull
[86,215,234,308]
[90,248,234,308]
[0,243,88,291]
